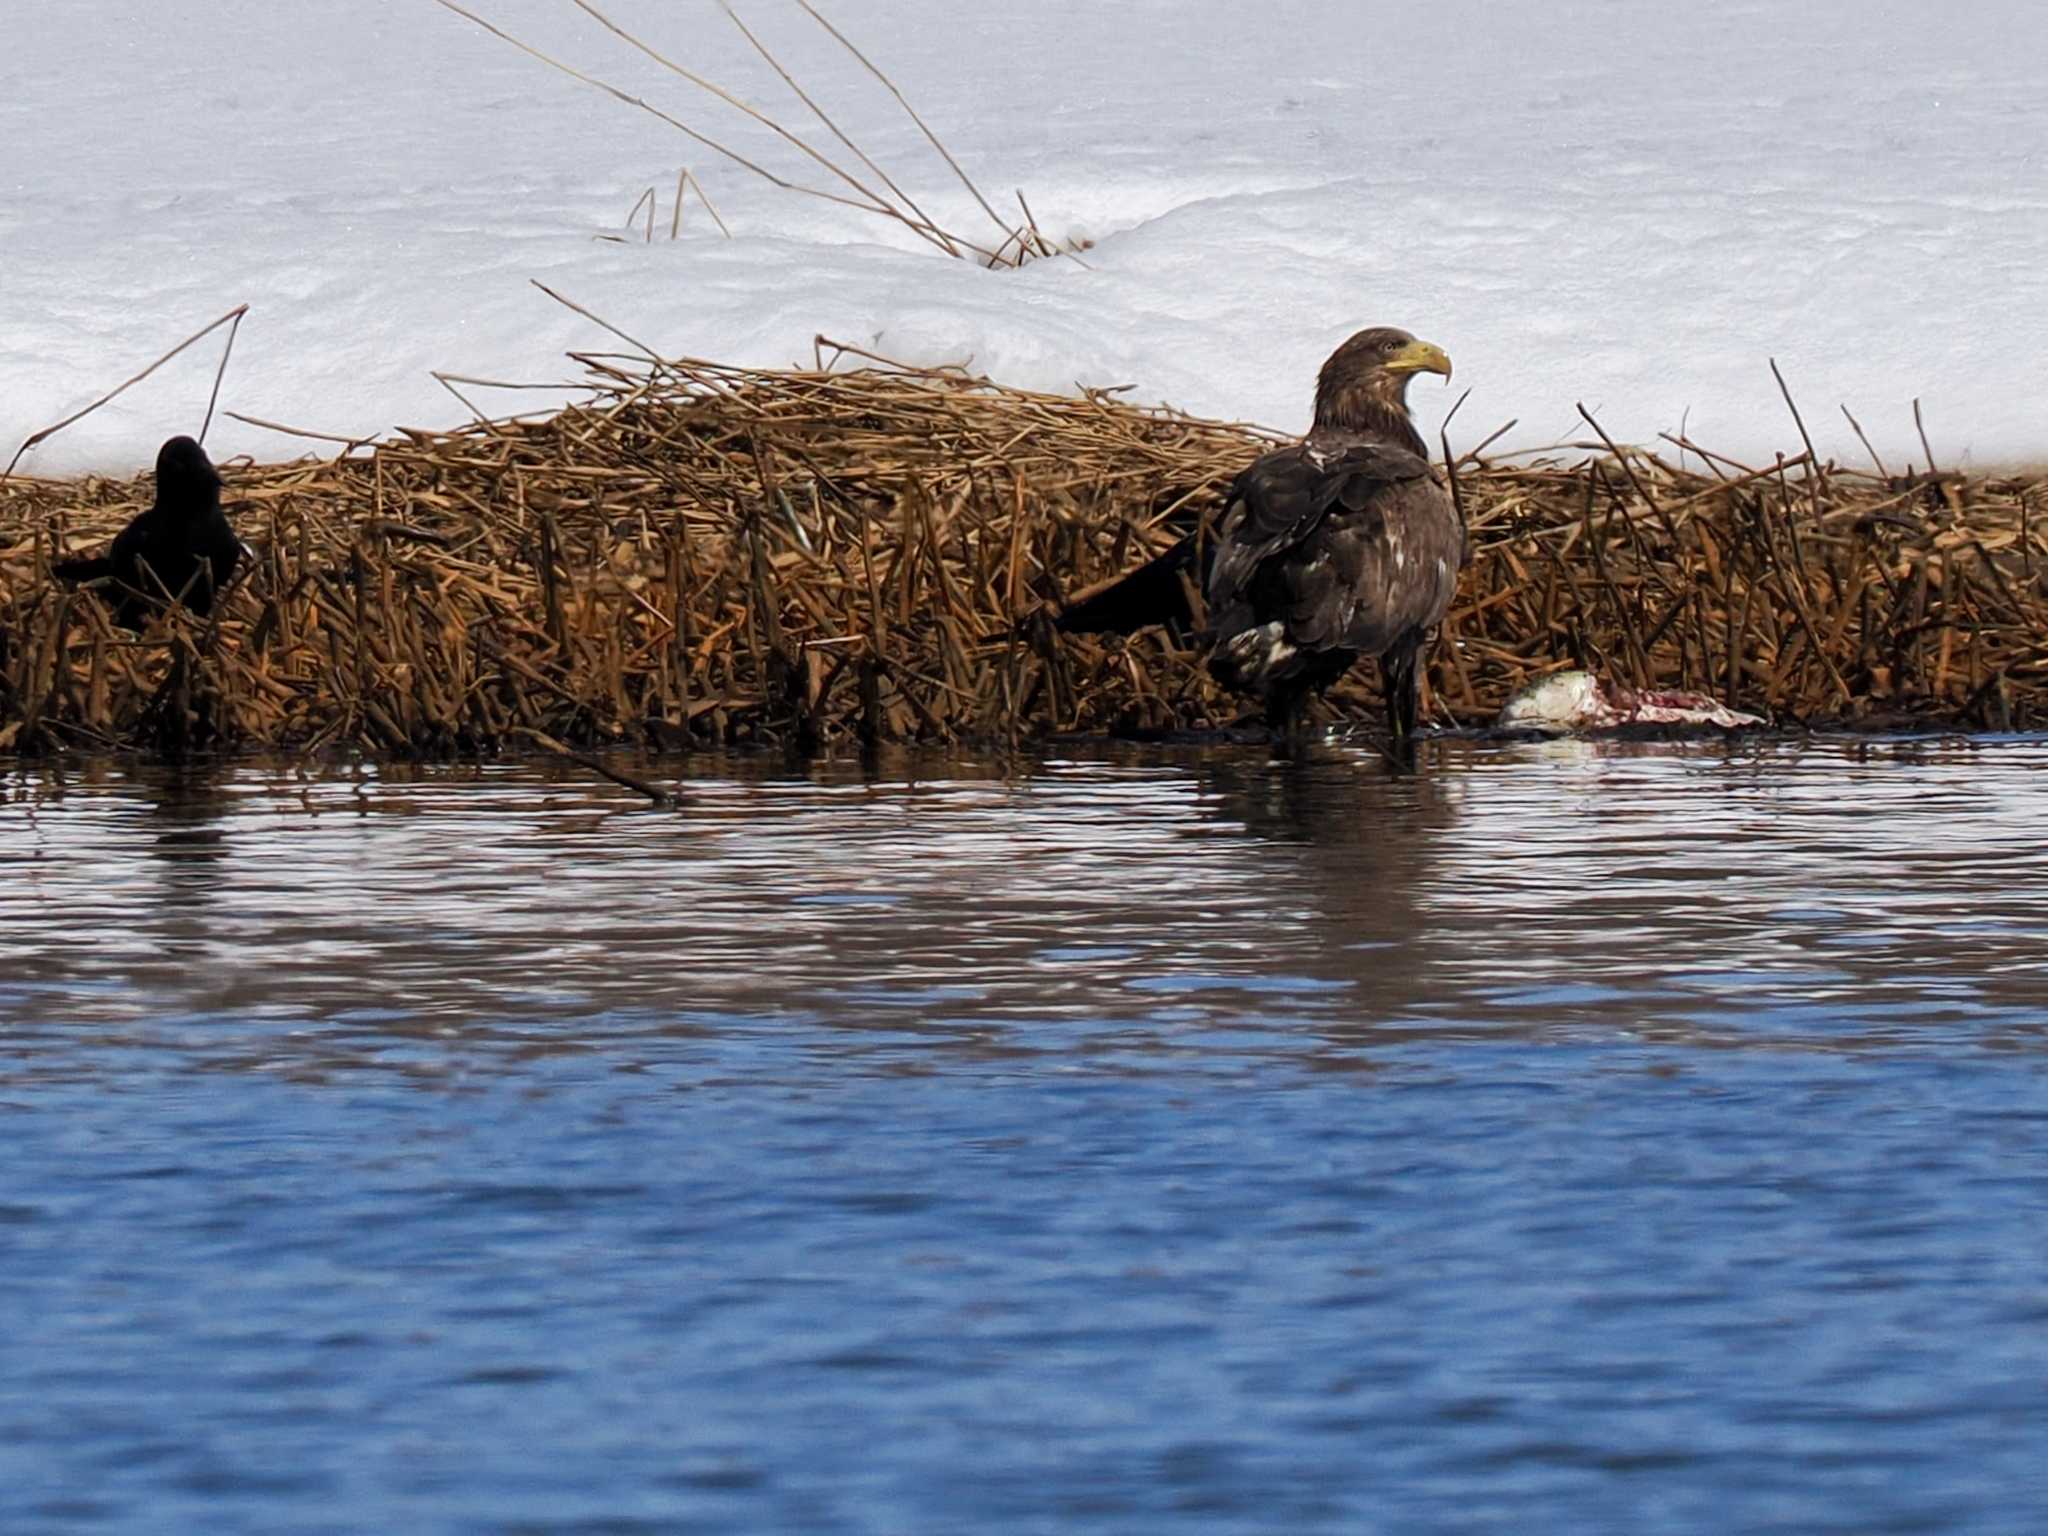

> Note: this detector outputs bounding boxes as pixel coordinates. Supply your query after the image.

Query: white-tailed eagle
[1059,326,1462,740]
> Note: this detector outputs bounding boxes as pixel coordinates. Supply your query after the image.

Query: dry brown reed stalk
[4,347,2046,759]
[431,0,1073,268]
[4,304,248,479]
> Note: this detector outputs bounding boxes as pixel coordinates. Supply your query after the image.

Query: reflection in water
[9,737,2043,1059]
[145,770,236,971]
[3,737,2048,1532]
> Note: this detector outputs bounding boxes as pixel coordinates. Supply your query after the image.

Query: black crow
[53,436,241,631]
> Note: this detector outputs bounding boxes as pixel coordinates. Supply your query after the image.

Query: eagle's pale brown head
[1311,327,1453,441]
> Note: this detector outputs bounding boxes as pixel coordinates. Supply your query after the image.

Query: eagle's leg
[1265,684,1311,750]
[1381,639,1421,740]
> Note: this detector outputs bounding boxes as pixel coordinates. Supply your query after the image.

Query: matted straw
[3,346,2044,758]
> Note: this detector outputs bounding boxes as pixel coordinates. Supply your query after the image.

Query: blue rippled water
[3,736,2048,1533]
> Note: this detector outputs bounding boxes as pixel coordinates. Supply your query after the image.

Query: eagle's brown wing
[1275,472,1461,659]
[1204,440,1433,616]
[1205,439,1459,695]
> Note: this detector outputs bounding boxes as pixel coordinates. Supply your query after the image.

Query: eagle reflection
[1184,749,1462,1023]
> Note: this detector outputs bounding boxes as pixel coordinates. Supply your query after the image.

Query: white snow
[6,0,2045,477]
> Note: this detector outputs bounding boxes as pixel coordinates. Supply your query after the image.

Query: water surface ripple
[3,736,2047,1533]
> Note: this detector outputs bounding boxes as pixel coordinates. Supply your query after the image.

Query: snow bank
[6,0,2044,476]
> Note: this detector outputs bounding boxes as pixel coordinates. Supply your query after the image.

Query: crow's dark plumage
[1057,327,1462,741]
[53,436,240,631]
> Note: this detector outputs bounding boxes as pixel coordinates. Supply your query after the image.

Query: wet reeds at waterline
[2,349,2045,756]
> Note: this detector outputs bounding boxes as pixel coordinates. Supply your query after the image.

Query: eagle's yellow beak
[1385,338,1453,383]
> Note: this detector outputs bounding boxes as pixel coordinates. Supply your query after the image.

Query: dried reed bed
[1446,430,2048,734]
[2,350,2045,758]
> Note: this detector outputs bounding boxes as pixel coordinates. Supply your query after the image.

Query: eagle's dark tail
[1054,534,1206,636]
[52,555,115,585]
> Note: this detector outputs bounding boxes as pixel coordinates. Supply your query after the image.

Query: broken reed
[2,350,2045,758]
